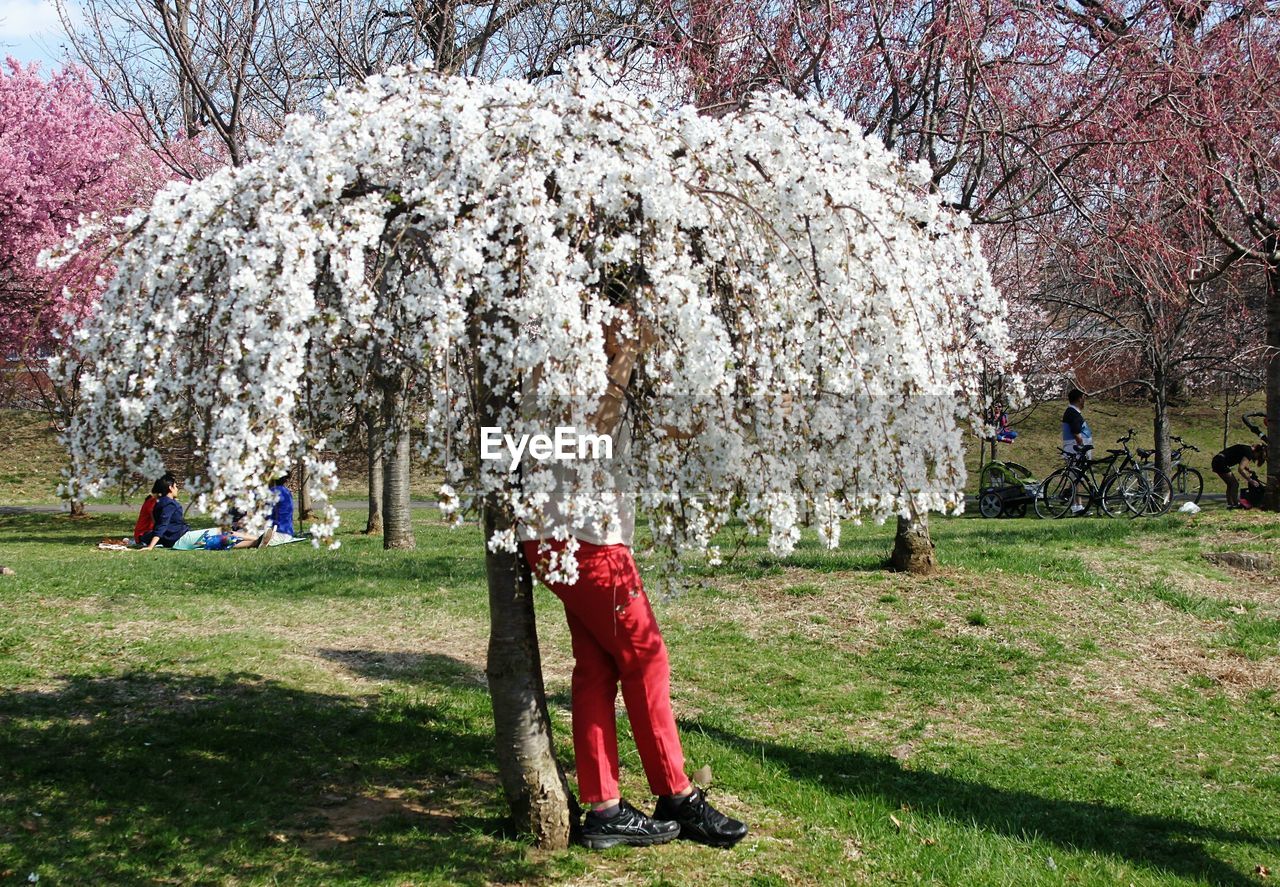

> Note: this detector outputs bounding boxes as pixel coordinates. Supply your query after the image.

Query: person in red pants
[519,309,748,851]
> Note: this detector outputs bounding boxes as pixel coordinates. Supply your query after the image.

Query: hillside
[970,393,1268,485]
[1,394,1269,505]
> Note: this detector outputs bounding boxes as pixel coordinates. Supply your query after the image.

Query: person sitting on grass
[138,477,190,550]
[992,403,1017,444]
[1211,443,1266,510]
[254,473,296,548]
[132,473,175,545]
[138,478,272,550]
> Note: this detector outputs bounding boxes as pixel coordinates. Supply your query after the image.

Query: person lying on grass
[137,478,273,550]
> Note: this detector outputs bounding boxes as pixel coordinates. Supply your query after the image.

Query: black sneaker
[654,787,748,848]
[580,800,680,850]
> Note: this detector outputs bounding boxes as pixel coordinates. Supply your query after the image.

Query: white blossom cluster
[61,57,1012,555]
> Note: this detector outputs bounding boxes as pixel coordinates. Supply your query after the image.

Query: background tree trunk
[380,384,415,550]
[890,514,937,575]
[1222,386,1231,451]
[1152,369,1172,478]
[363,407,384,535]
[298,463,314,519]
[68,499,87,518]
[1265,247,1279,510]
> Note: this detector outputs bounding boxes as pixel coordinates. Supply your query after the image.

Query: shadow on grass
[685,721,1270,887]
[0,670,554,885]
[317,649,488,686]
[317,647,576,720]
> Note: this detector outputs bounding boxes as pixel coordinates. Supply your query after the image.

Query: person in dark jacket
[133,473,175,544]
[1211,443,1266,509]
[139,478,190,549]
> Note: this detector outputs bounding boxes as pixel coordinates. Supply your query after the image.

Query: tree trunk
[68,499,87,518]
[363,407,384,535]
[1265,244,1280,510]
[481,500,576,849]
[380,384,415,550]
[298,462,314,519]
[1152,371,1172,479]
[890,513,936,575]
[471,303,575,848]
[1222,386,1231,452]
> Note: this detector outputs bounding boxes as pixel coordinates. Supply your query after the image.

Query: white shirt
[517,416,635,547]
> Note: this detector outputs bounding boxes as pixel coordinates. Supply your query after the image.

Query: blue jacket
[269,485,294,536]
[151,496,189,546]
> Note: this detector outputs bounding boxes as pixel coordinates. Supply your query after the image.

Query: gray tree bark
[481,499,576,848]
[1265,243,1279,510]
[890,514,937,575]
[380,384,415,550]
[298,462,314,519]
[472,308,575,849]
[363,407,384,535]
[1152,366,1172,479]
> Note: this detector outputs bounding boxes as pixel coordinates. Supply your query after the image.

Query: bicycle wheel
[1035,468,1077,519]
[1099,473,1135,518]
[1173,467,1203,505]
[1116,468,1173,517]
[1141,467,1174,515]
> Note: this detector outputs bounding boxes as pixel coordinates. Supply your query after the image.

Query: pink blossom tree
[1036,178,1265,477]
[654,0,1280,509]
[1099,0,1280,507]
[0,58,165,506]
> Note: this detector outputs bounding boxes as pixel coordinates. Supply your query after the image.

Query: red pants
[522,538,689,803]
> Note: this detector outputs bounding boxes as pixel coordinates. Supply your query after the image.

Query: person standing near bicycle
[1061,388,1093,514]
[1211,443,1267,509]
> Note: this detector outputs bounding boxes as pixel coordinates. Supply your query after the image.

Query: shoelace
[680,789,730,827]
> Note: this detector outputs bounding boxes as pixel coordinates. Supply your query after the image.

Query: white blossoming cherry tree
[62,61,1011,847]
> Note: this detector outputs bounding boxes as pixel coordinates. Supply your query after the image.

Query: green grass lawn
[1,508,1278,885]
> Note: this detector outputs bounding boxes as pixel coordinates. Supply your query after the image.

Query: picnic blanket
[97,533,312,551]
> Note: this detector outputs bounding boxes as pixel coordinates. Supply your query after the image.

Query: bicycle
[1035,431,1173,518]
[1034,445,1124,518]
[1137,436,1202,505]
[1103,428,1175,516]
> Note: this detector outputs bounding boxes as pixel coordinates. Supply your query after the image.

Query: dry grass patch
[281,776,501,851]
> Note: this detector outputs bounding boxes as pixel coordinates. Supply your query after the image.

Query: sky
[0,0,75,69]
